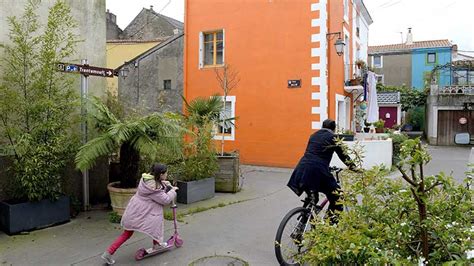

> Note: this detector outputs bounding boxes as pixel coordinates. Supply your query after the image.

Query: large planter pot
[216,154,241,193]
[107,181,136,216]
[177,177,215,204]
[0,195,70,235]
[375,128,384,133]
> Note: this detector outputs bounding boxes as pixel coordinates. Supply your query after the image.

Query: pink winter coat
[121,174,177,243]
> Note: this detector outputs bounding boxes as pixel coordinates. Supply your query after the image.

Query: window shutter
[222,29,225,64]
[199,32,204,69]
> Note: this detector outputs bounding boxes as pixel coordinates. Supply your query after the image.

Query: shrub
[0,0,80,201]
[406,106,425,131]
[301,140,473,265]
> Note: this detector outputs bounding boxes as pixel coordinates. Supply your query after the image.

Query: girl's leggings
[107,230,159,255]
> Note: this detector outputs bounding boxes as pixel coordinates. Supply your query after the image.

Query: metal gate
[437,110,473,145]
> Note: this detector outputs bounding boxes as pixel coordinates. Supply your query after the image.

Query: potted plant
[183,68,241,193]
[355,59,367,69]
[173,120,218,204]
[0,1,79,235]
[75,99,183,215]
[364,121,371,133]
[374,119,386,133]
[213,65,242,193]
[336,129,355,141]
[349,76,362,86]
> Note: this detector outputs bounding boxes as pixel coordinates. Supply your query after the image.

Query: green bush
[301,140,473,265]
[406,106,425,131]
[388,131,409,165]
[0,1,80,201]
[108,211,121,224]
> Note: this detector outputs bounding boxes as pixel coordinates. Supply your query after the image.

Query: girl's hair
[150,163,167,189]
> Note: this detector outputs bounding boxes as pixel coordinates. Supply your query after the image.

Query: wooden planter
[216,154,240,193]
[0,195,70,235]
[177,177,215,204]
[375,128,384,133]
[107,182,137,216]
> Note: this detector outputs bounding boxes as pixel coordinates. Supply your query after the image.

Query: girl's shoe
[101,251,115,265]
[146,243,169,254]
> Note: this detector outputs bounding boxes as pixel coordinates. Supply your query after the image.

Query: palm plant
[75,99,183,188]
[183,94,236,151]
[182,94,222,128]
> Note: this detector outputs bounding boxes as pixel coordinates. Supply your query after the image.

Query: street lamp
[326,32,345,56]
[334,37,345,56]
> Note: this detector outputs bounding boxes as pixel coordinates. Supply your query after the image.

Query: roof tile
[369,40,452,54]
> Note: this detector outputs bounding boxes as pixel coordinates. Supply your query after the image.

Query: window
[453,70,467,85]
[214,96,235,141]
[344,34,350,81]
[427,53,436,64]
[200,30,224,67]
[373,55,382,68]
[376,74,384,84]
[163,79,171,90]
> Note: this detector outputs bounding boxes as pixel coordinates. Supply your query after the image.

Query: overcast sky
[106,0,474,53]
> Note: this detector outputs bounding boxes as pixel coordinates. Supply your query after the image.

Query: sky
[106,0,474,53]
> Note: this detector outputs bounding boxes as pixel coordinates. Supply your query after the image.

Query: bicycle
[274,166,344,266]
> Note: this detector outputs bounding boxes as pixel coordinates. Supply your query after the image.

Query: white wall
[330,139,393,170]
[352,0,370,75]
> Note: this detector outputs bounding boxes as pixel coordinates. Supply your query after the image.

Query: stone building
[117,34,184,114]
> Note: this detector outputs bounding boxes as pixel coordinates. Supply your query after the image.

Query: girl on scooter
[101,163,178,265]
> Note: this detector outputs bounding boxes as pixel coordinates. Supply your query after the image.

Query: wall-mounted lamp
[326,32,345,56]
[120,66,129,78]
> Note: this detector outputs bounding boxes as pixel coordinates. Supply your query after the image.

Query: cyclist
[287,119,356,224]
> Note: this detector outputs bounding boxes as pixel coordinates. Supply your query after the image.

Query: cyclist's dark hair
[322,119,336,131]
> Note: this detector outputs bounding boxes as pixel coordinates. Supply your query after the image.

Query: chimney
[406,28,413,45]
[106,10,116,24]
[150,5,154,10]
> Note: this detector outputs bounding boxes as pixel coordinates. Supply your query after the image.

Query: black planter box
[0,195,70,235]
[177,177,215,204]
[336,134,355,141]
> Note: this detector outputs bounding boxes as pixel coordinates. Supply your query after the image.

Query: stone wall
[118,35,184,114]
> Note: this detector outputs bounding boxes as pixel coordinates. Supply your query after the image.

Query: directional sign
[57,62,117,78]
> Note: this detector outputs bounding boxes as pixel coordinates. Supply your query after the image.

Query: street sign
[57,62,117,78]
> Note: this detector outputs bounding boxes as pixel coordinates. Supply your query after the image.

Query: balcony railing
[438,85,474,95]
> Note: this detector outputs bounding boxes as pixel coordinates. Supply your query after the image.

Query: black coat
[287,129,354,196]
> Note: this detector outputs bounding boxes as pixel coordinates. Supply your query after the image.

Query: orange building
[184,0,372,167]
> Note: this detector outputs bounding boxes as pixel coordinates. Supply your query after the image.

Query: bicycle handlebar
[329,166,344,173]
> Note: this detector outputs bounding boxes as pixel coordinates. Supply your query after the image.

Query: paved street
[0,146,471,265]
[425,145,472,183]
[0,166,299,266]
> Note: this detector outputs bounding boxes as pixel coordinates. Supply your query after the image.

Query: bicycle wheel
[274,207,312,266]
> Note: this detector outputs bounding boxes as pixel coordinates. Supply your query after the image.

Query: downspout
[183,0,188,113]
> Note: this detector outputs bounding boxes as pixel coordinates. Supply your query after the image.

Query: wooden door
[437,110,473,145]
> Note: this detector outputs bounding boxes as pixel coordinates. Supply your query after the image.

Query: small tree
[301,140,473,264]
[214,64,240,155]
[0,0,80,201]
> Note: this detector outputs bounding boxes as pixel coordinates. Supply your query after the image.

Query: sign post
[80,59,90,211]
[57,61,117,211]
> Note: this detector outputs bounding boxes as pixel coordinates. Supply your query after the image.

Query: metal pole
[81,59,90,211]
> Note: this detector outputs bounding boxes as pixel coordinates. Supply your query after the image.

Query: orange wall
[185,0,351,168]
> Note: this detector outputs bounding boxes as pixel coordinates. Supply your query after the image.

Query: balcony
[438,85,474,95]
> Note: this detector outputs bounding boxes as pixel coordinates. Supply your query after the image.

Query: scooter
[135,198,183,261]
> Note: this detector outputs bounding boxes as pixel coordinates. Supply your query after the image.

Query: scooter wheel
[175,236,184,247]
[135,248,146,261]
